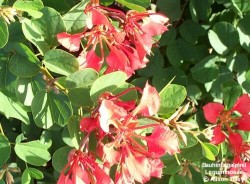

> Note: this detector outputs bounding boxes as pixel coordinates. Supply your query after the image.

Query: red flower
[57,149,113,184]
[203,94,250,144]
[57,4,169,77]
[228,133,250,180]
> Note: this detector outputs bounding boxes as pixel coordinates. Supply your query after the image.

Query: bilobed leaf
[231,0,250,16]
[16,74,46,106]
[68,88,93,107]
[90,71,127,101]
[158,84,187,115]
[15,140,51,166]
[22,7,66,55]
[67,116,82,149]
[156,0,181,22]
[0,17,8,49]
[43,49,79,76]
[191,55,220,83]
[222,80,242,110]
[0,91,30,124]
[21,169,32,184]
[52,146,72,172]
[115,0,146,12]
[31,90,73,129]
[237,15,250,52]
[13,0,44,18]
[27,168,44,179]
[208,22,239,55]
[0,134,11,167]
[200,142,219,161]
[189,0,211,21]
[62,0,88,33]
[9,43,41,78]
[65,69,98,89]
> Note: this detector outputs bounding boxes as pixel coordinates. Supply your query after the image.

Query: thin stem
[0,123,5,136]
[40,67,68,94]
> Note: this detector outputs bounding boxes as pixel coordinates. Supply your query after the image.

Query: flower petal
[99,99,127,132]
[232,94,250,115]
[133,82,160,116]
[80,117,99,133]
[57,32,83,52]
[203,103,224,124]
[147,125,179,157]
[229,132,243,149]
[210,126,226,145]
[237,114,250,131]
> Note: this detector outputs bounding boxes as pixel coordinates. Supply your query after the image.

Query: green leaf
[0,57,17,95]
[9,43,41,78]
[159,27,177,46]
[62,0,88,33]
[27,168,44,179]
[162,155,182,175]
[21,167,43,184]
[169,174,186,184]
[43,49,79,76]
[15,140,51,166]
[237,15,250,52]
[137,48,164,78]
[179,20,206,43]
[189,0,211,21]
[16,74,46,106]
[90,71,127,101]
[200,142,219,161]
[222,80,242,110]
[231,0,250,16]
[0,91,30,124]
[158,84,187,115]
[191,55,220,83]
[21,169,32,184]
[68,88,93,107]
[67,116,82,149]
[115,0,146,12]
[0,134,11,167]
[166,38,197,67]
[208,22,239,55]
[65,69,98,89]
[22,7,66,55]
[31,90,73,129]
[180,143,204,161]
[13,0,44,18]
[156,0,182,22]
[0,17,8,49]
[52,146,72,172]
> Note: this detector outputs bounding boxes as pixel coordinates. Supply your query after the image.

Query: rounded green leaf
[27,168,44,180]
[162,155,182,175]
[43,49,79,76]
[62,1,88,33]
[158,84,187,115]
[169,174,186,184]
[200,142,219,161]
[65,68,98,89]
[9,43,41,78]
[21,169,32,184]
[52,146,72,172]
[16,74,46,106]
[68,88,93,107]
[0,134,11,167]
[90,71,127,101]
[0,17,8,49]
[157,0,182,22]
[13,0,44,18]
[189,0,211,21]
[15,140,51,166]
[208,22,239,55]
[237,15,250,52]
[67,115,82,149]
[31,90,73,129]
[179,20,206,43]
[22,7,66,55]
[191,55,220,83]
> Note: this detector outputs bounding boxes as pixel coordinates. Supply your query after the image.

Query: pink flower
[57,149,113,184]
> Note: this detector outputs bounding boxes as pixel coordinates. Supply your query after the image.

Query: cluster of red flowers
[57,2,168,77]
[203,94,250,180]
[58,83,180,184]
